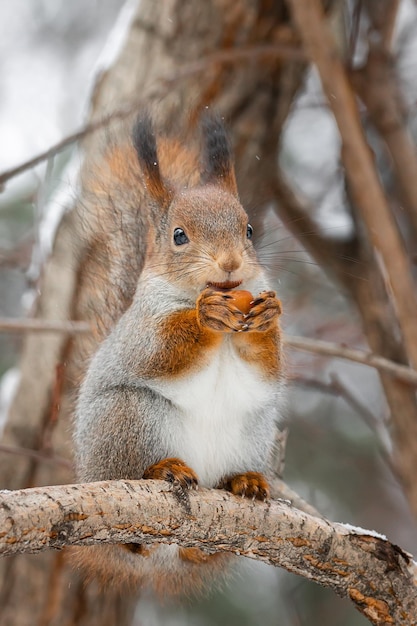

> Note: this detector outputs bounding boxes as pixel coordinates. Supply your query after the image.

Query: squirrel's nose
[218,254,242,274]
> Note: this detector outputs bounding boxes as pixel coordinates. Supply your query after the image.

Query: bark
[1,480,416,626]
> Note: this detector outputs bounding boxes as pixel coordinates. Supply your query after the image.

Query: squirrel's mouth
[206,280,242,291]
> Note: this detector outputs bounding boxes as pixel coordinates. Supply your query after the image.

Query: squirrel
[73,113,285,597]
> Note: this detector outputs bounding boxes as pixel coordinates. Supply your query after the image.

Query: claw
[220,471,270,501]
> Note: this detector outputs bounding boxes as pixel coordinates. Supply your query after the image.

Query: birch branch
[0,480,415,625]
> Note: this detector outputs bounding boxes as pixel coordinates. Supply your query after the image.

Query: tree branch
[0,319,91,334]
[0,444,72,470]
[0,104,134,189]
[285,335,417,385]
[287,0,417,371]
[0,480,415,624]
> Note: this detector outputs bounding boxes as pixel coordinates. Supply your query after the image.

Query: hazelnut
[229,290,253,314]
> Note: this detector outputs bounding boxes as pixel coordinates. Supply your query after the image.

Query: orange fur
[135,290,282,381]
[143,458,198,488]
[136,309,222,380]
[233,326,282,380]
[71,542,231,598]
[233,291,283,379]
[219,472,270,500]
[90,139,200,198]
[123,543,152,556]
[178,548,223,565]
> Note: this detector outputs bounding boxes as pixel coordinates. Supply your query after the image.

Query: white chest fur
[154,338,279,487]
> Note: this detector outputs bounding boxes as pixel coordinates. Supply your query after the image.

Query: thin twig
[290,372,381,431]
[0,444,72,470]
[290,372,396,470]
[0,236,34,269]
[0,319,91,334]
[348,0,363,68]
[370,0,401,51]
[285,335,417,385]
[42,362,66,452]
[0,43,304,188]
[0,104,134,188]
[329,373,398,475]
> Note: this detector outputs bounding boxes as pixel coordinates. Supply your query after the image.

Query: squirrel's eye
[246,224,253,239]
[173,228,189,246]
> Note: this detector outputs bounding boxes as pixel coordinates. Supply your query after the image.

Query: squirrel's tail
[66,131,150,389]
[71,544,232,599]
[76,136,149,341]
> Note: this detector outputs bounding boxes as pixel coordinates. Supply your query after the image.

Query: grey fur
[75,274,284,485]
[73,121,285,596]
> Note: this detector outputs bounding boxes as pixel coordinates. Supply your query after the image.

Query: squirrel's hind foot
[218,471,270,501]
[143,457,198,490]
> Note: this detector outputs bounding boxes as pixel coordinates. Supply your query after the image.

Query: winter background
[1,1,417,624]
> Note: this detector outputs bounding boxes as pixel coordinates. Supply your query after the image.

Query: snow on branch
[0,480,416,624]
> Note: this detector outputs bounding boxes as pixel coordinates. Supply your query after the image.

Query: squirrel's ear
[132,114,172,207]
[200,113,238,196]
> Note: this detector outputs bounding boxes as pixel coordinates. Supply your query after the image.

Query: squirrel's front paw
[243,291,281,332]
[143,457,198,490]
[218,471,270,501]
[197,288,246,332]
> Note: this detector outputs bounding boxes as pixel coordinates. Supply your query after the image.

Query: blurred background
[1,1,416,625]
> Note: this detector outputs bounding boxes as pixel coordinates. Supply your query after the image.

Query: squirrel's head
[132,113,260,295]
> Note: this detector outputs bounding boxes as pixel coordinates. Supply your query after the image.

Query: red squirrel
[73,113,285,596]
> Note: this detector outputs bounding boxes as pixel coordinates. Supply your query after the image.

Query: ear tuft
[132,114,171,206]
[200,113,238,196]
